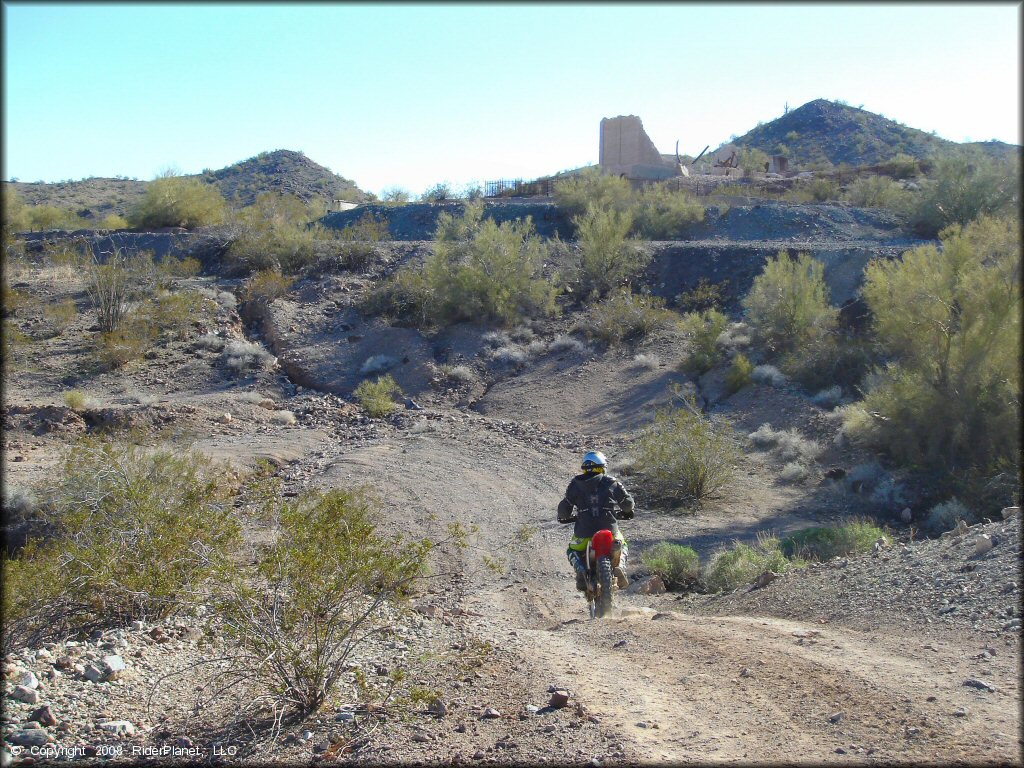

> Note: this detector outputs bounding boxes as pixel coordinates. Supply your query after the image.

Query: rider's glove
[616,506,634,520]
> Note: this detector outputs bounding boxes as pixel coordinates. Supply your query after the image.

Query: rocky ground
[2,203,1020,765]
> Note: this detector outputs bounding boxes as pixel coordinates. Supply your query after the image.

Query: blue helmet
[581,451,607,473]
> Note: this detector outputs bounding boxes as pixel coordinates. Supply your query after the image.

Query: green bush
[878,153,921,180]
[587,290,675,346]
[553,169,633,219]
[911,153,1020,237]
[632,185,704,239]
[241,268,294,305]
[634,396,738,505]
[676,278,728,313]
[741,251,839,382]
[214,486,430,716]
[842,175,913,212]
[573,207,644,297]
[704,534,798,593]
[726,353,754,393]
[144,290,211,340]
[99,214,130,230]
[130,174,227,229]
[641,542,700,590]
[779,521,890,561]
[41,299,78,337]
[333,210,390,270]
[85,248,152,333]
[372,203,559,328]
[3,437,240,649]
[226,192,319,274]
[354,374,403,418]
[848,216,1020,474]
[2,186,31,234]
[679,309,728,373]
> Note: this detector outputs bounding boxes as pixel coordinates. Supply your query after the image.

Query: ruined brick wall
[599,116,673,178]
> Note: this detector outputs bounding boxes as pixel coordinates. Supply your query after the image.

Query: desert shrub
[633,396,738,505]
[752,364,787,388]
[676,277,729,313]
[354,374,402,418]
[194,333,225,351]
[679,309,728,373]
[641,542,700,590]
[780,521,890,561]
[421,182,454,202]
[632,185,705,239]
[925,498,972,533]
[241,268,294,305]
[2,186,31,234]
[333,210,389,270]
[573,207,644,298]
[158,255,202,279]
[704,535,796,593]
[95,322,156,368]
[842,175,913,212]
[742,251,838,359]
[85,247,151,333]
[99,213,130,230]
[553,169,633,219]
[226,192,319,274]
[360,354,397,375]
[811,385,843,408]
[223,339,276,374]
[587,290,675,346]
[726,353,754,394]
[550,334,586,354]
[25,205,86,231]
[145,290,210,340]
[633,353,661,370]
[878,153,921,180]
[62,390,96,412]
[747,424,821,463]
[381,186,411,203]
[779,462,810,484]
[2,320,33,371]
[849,216,1020,476]
[129,174,227,229]
[374,204,558,328]
[441,364,475,384]
[216,290,237,310]
[488,344,528,367]
[41,298,78,337]
[214,486,430,716]
[3,437,239,649]
[508,325,534,343]
[269,410,297,425]
[911,154,1020,237]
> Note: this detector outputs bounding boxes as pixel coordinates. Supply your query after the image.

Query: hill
[198,149,374,207]
[729,98,1019,168]
[5,149,373,222]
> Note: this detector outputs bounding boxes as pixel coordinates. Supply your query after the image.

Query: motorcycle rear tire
[596,556,613,618]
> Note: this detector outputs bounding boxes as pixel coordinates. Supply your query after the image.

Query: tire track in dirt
[313,427,1021,765]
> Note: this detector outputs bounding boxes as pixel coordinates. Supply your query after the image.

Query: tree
[912,153,1020,237]
[849,215,1020,474]
[129,174,227,229]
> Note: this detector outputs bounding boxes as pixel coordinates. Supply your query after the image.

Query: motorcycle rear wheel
[596,556,614,618]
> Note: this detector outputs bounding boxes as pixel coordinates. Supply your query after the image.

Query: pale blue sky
[3,2,1020,198]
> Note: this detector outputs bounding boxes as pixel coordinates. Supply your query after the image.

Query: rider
[557,451,634,592]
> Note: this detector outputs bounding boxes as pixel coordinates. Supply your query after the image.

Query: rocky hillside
[730,98,1019,167]
[5,150,373,222]
[199,149,374,207]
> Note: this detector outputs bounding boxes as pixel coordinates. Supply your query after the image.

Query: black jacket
[557,472,635,539]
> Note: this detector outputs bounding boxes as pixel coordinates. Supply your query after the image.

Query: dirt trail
[312,425,1021,765]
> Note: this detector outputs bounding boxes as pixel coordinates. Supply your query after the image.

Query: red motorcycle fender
[591,529,615,559]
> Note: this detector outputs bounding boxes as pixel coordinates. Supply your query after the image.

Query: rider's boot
[614,565,629,590]
[575,571,587,592]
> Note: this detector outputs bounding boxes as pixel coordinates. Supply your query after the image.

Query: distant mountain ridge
[728,98,1019,167]
[6,149,374,221]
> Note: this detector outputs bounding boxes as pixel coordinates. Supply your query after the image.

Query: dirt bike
[583,528,620,620]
